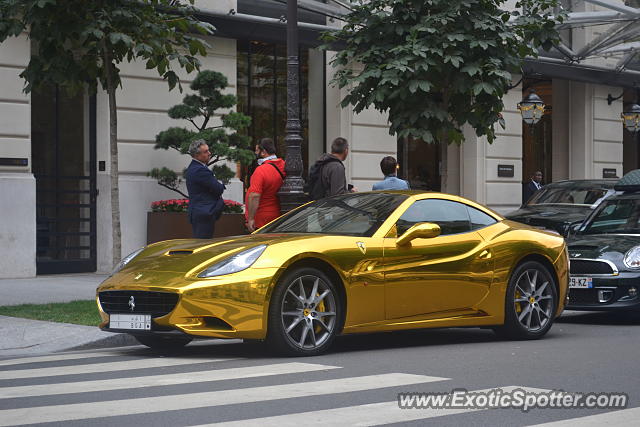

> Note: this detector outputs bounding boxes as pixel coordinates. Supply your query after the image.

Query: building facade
[0,0,638,278]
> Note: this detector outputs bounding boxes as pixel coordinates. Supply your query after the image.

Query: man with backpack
[245,138,286,232]
[307,137,355,200]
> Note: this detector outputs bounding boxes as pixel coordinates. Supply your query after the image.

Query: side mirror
[396,222,441,246]
[566,221,582,238]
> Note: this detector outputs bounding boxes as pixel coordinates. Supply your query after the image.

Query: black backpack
[305,156,341,200]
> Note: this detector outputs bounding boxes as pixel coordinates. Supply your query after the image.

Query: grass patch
[0,300,100,326]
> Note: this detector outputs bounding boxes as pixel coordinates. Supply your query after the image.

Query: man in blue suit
[186,140,226,238]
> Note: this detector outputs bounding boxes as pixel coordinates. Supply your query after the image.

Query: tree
[325,0,562,145]
[150,70,254,197]
[0,0,213,266]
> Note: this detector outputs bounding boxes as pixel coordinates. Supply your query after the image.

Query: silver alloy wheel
[513,269,554,332]
[280,274,337,350]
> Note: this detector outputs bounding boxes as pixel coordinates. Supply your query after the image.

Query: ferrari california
[97,191,568,356]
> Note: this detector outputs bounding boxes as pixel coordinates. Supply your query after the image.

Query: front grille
[569,260,615,275]
[568,289,600,305]
[99,291,179,317]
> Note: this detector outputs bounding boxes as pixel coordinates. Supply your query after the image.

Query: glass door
[31,87,97,274]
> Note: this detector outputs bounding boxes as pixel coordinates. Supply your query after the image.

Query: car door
[383,199,494,320]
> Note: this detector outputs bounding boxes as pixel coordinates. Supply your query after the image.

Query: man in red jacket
[245,138,286,232]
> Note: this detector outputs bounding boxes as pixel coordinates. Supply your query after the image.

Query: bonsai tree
[150,70,254,197]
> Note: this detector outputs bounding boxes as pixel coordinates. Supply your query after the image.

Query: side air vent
[167,250,194,256]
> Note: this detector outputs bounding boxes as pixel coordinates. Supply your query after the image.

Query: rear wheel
[266,267,341,356]
[134,335,192,351]
[495,261,557,340]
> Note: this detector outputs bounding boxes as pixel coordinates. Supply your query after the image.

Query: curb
[65,333,140,351]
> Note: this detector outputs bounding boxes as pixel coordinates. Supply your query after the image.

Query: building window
[237,40,309,180]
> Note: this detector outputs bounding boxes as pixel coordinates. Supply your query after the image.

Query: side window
[396,199,471,236]
[467,206,497,230]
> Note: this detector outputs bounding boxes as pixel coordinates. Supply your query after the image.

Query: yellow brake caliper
[315,295,326,334]
[515,289,522,313]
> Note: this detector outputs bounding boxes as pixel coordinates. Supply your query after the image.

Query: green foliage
[325,0,563,144]
[0,0,214,95]
[154,70,254,190]
[148,167,188,198]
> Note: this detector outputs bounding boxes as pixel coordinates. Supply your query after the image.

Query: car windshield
[258,193,408,237]
[527,185,614,208]
[581,197,640,235]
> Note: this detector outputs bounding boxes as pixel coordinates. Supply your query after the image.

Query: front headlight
[198,245,267,278]
[624,246,640,269]
[112,247,145,275]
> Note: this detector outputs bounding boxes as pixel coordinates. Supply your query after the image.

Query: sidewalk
[0,273,138,356]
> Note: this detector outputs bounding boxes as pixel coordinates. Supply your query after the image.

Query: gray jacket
[319,153,347,197]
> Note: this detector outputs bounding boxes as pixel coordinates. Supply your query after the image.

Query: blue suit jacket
[186,160,226,224]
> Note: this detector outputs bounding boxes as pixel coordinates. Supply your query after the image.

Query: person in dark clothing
[185,139,226,238]
[523,171,543,205]
[311,137,357,198]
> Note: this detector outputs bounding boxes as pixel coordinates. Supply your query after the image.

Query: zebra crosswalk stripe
[191,386,551,427]
[0,351,128,367]
[529,407,640,426]
[0,373,448,426]
[0,362,339,398]
[0,356,239,380]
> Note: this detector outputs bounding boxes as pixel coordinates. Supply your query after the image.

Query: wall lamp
[608,89,640,133]
[622,102,640,133]
[517,89,546,126]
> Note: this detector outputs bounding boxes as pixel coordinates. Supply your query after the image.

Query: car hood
[567,234,640,262]
[505,205,593,234]
[120,233,318,273]
[506,205,592,224]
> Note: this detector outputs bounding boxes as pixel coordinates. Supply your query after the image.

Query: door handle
[478,249,492,260]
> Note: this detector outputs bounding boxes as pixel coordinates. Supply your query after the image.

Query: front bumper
[567,273,640,311]
[96,267,281,340]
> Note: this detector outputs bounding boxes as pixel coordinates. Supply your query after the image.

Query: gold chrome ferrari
[97,191,568,356]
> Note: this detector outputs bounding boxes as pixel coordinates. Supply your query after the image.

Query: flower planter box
[147,212,247,244]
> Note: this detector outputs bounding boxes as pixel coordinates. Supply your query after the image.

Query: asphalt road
[1,310,638,426]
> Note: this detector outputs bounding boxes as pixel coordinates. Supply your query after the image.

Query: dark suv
[505,179,617,236]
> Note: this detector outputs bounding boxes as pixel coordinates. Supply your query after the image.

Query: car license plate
[109,313,151,330]
[569,276,593,289]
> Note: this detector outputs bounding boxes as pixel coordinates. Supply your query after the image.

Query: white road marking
[0,373,448,426]
[0,351,129,367]
[195,386,552,427]
[529,407,640,426]
[0,356,238,380]
[0,362,339,398]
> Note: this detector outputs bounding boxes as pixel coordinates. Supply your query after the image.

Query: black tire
[266,267,342,356]
[134,334,192,351]
[494,260,558,340]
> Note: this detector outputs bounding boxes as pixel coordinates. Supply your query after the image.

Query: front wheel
[266,267,342,356]
[134,335,192,352]
[495,261,558,340]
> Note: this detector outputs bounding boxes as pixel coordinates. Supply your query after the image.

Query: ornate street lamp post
[278,0,307,214]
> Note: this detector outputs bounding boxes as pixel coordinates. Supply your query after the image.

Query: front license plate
[109,313,151,330]
[569,276,593,289]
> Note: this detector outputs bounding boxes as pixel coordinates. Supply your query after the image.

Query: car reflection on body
[505,179,617,236]
[567,172,640,311]
[97,191,568,356]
